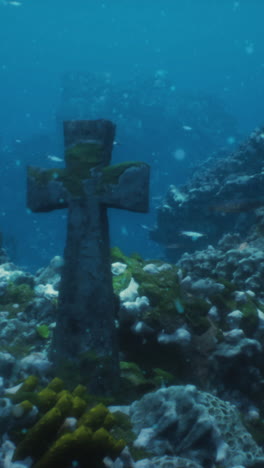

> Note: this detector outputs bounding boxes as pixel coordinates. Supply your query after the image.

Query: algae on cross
[27,119,150,395]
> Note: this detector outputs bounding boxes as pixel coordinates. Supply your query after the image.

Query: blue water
[0,0,263,270]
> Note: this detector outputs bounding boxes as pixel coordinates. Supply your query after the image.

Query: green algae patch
[240,298,259,336]
[0,282,35,317]
[111,246,128,263]
[120,361,149,389]
[183,297,211,335]
[65,142,104,171]
[152,368,175,387]
[112,268,131,294]
[100,161,148,187]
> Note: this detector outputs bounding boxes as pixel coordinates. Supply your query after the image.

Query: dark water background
[0,0,263,271]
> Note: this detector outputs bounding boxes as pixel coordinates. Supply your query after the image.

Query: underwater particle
[6,0,22,5]
[182,125,192,131]
[121,226,129,236]
[245,40,254,55]
[172,148,186,161]
[226,136,236,145]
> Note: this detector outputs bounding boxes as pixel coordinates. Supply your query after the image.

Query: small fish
[47,155,63,163]
[138,224,151,231]
[182,125,192,131]
[180,231,205,241]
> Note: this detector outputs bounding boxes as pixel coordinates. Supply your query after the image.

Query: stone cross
[27,120,150,394]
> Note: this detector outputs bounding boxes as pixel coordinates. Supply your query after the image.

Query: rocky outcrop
[150,127,264,260]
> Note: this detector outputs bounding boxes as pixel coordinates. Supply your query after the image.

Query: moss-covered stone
[29,141,104,198]
[65,142,104,171]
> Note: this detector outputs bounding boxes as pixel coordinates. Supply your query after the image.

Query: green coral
[33,425,93,468]
[11,379,126,468]
[13,404,68,461]
[37,388,58,412]
[47,377,65,393]
[20,375,39,392]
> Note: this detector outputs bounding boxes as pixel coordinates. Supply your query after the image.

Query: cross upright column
[27,120,150,394]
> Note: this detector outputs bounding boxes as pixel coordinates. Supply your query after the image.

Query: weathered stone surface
[27,119,150,394]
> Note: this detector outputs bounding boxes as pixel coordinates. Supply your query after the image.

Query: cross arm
[98,162,150,212]
[27,166,69,212]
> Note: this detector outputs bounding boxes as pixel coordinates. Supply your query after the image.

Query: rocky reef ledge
[150,127,264,261]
